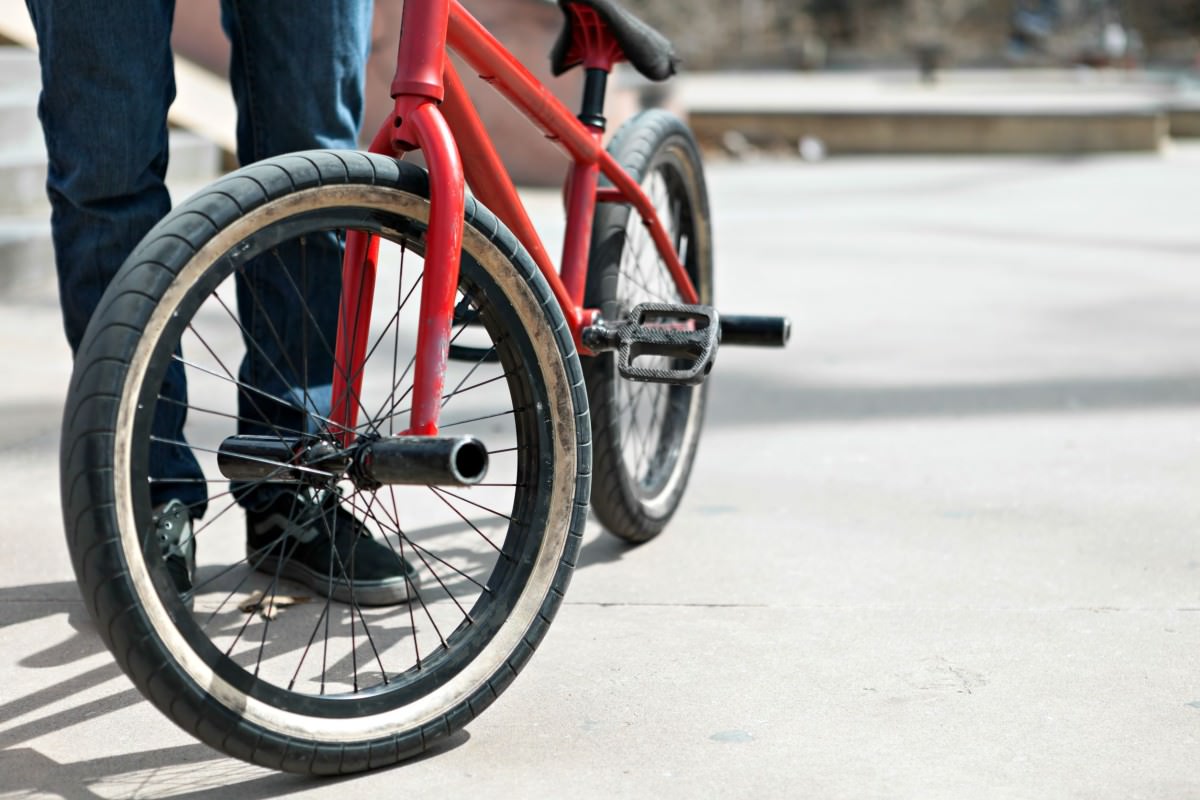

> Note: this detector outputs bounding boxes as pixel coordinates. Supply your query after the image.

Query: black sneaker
[153,499,196,607]
[245,491,416,607]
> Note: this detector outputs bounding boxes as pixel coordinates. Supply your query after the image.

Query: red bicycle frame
[329,0,698,442]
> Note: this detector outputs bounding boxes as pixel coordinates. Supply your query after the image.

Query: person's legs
[221,0,373,163]
[218,2,411,604]
[221,0,374,480]
[27,0,206,515]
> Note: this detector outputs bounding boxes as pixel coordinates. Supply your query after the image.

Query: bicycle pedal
[584,303,720,386]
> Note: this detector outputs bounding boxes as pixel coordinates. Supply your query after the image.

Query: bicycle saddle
[550,0,679,82]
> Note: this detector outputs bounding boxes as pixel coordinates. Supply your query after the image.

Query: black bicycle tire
[582,110,713,543]
[60,150,591,774]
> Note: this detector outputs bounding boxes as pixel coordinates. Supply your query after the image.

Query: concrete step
[0,45,223,213]
[0,87,43,152]
[0,132,222,302]
[0,46,222,301]
[0,145,48,215]
[0,130,222,215]
[1170,100,1200,137]
[0,46,40,90]
[0,216,53,300]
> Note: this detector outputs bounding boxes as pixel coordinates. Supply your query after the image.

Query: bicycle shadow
[0,729,468,799]
[704,367,1200,429]
[0,576,469,795]
[574,526,635,570]
[0,580,135,748]
[0,582,97,664]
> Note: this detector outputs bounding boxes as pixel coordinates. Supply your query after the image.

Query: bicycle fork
[329,0,464,444]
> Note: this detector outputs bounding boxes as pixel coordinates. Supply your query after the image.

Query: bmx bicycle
[60,0,789,774]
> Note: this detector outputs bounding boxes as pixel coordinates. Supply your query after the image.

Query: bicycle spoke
[386,486,425,669]
[337,267,428,432]
[367,269,426,428]
[440,338,501,408]
[156,394,322,441]
[197,545,284,626]
[364,490,477,627]
[377,371,511,427]
[428,487,502,554]
[636,386,666,479]
[301,239,311,432]
[429,487,515,524]
[389,246,407,435]
[206,288,366,439]
[360,491,451,650]
[288,597,332,692]
[247,492,310,673]
[369,300,477,432]
[172,350,354,439]
[148,436,334,480]
[439,408,520,430]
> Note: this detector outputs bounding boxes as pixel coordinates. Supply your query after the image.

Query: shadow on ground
[0,577,469,795]
[0,729,469,799]
[706,369,1200,428]
[0,581,140,755]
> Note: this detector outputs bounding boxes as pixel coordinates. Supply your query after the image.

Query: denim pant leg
[26,0,208,515]
[220,0,374,510]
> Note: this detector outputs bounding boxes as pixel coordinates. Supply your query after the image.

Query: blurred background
[2,2,1200,795]
[623,0,1200,70]
[72,1,1200,185]
[1,0,1198,198]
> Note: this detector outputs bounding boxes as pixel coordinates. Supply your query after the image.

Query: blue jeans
[26,0,374,516]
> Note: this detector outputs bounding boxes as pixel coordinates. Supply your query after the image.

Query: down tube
[440,61,577,328]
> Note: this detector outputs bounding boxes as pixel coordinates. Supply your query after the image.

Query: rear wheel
[583,111,713,543]
[60,151,590,773]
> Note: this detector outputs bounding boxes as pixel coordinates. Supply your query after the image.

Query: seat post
[561,2,620,132]
[579,67,608,131]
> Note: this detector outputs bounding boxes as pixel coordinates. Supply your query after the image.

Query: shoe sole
[249,548,414,607]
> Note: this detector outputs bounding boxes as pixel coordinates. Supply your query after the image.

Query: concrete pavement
[1,146,1199,797]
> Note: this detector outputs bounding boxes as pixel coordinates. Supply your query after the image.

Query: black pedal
[583,303,720,386]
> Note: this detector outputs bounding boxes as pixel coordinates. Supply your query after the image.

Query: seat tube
[561,67,611,308]
[561,139,603,308]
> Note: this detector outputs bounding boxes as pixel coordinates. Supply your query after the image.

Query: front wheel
[60,151,590,774]
[583,111,714,543]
